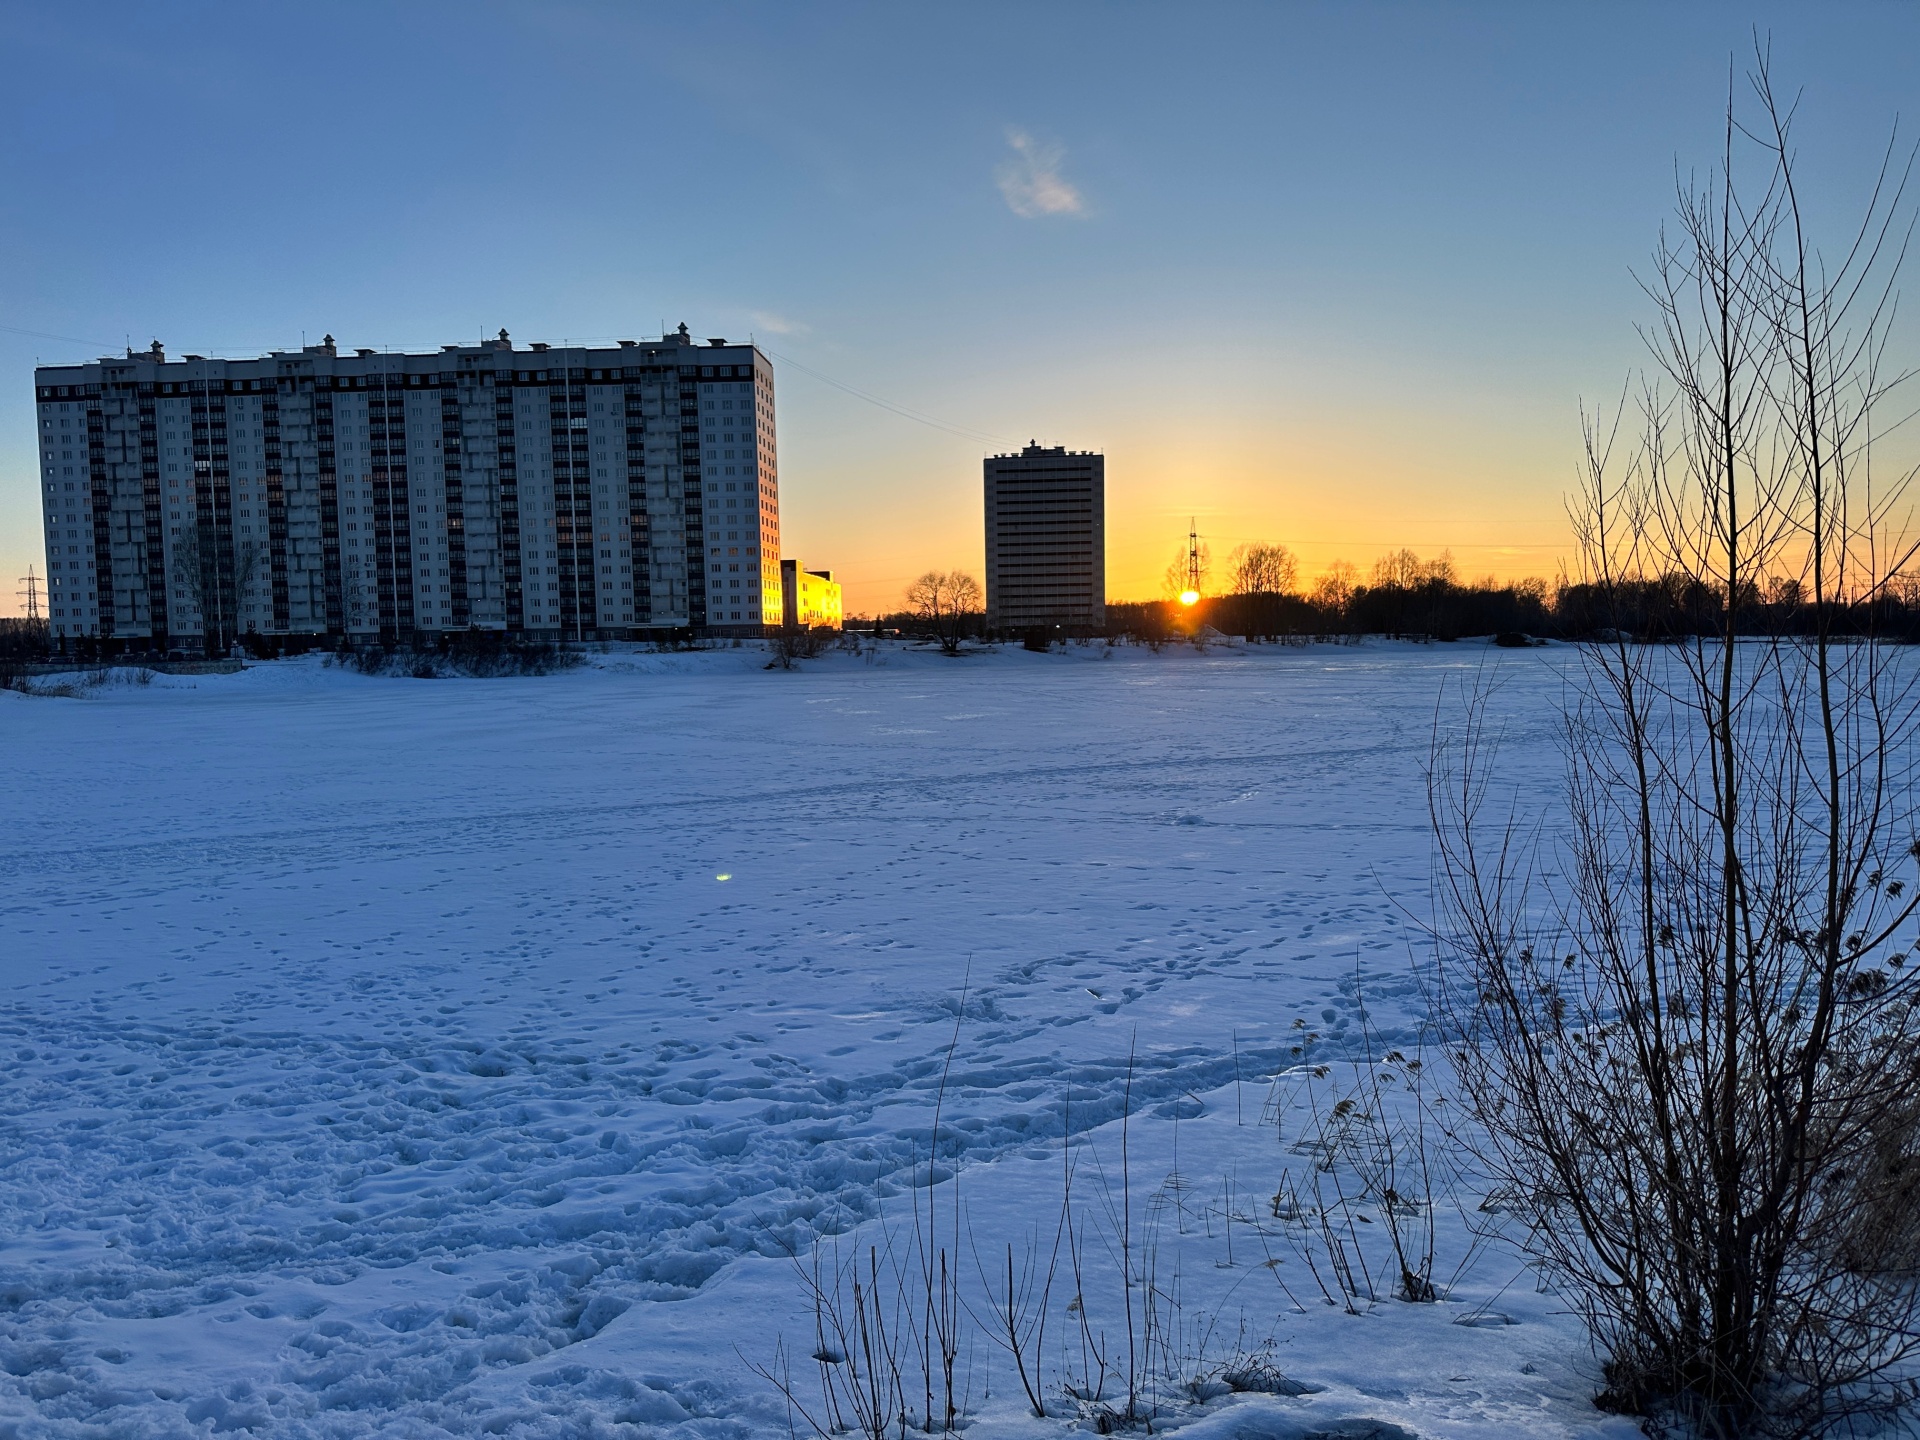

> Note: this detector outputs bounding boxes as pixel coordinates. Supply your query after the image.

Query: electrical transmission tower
[1186,518,1202,597]
[16,566,40,622]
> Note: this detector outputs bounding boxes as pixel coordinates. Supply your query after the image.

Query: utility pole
[16,566,41,621]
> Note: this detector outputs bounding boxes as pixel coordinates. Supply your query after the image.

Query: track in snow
[0,642,1569,1437]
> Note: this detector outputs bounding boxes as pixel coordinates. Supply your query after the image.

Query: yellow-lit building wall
[781,561,842,629]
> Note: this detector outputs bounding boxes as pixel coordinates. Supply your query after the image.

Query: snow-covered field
[0,639,1634,1439]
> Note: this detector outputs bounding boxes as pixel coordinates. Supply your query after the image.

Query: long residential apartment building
[34,326,781,650]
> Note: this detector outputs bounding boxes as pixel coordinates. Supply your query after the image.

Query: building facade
[781,560,842,629]
[34,327,781,648]
[983,442,1105,631]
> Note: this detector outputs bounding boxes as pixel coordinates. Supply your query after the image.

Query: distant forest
[876,545,1920,645]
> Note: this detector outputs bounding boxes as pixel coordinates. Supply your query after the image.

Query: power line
[0,323,122,351]
[6,323,1028,455]
[1,323,1570,566]
[1168,525,1567,550]
[756,345,1017,448]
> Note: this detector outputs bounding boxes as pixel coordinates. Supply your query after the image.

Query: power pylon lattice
[1186,518,1202,597]
[16,566,41,622]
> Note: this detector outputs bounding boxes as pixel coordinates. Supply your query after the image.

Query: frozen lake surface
[0,640,1633,1438]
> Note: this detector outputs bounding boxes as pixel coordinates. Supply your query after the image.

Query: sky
[2,2,1917,617]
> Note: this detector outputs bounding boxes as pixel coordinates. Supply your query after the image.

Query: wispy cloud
[750,310,806,336]
[995,129,1085,218]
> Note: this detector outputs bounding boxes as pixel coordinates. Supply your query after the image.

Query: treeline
[1111,582,1548,643]
[1121,572,1920,645]
[866,545,1920,645]
[0,618,50,688]
[1170,544,1545,642]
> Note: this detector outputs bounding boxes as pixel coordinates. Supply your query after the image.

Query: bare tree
[1371,548,1425,589]
[1227,542,1299,639]
[232,540,265,643]
[905,571,940,621]
[905,570,981,656]
[1310,559,1357,614]
[1162,542,1211,600]
[172,526,264,657]
[342,564,374,638]
[1228,542,1298,597]
[1432,50,1920,1437]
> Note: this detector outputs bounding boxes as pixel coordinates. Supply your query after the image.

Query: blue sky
[3,2,1916,613]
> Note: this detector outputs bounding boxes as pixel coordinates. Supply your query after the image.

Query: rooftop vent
[707,337,726,347]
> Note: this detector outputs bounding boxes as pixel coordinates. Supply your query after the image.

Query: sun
[1178,589,1200,607]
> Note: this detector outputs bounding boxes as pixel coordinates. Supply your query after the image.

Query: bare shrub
[767,625,832,670]
[0,617,50,691]
[752,988,972,1435]
[18,667,111,698]
[764,1231,914,1440]
[759,1022,1301,1433]
[1432,50,1920,1437]
[1260,1008,1477,1315]
[346,634,582,679]
[969,1232,1060,1418]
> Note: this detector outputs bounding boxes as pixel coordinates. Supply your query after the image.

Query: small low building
[781,560,842,630]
